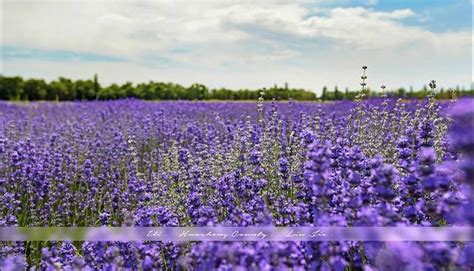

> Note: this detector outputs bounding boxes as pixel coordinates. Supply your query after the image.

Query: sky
[1,0,472,93]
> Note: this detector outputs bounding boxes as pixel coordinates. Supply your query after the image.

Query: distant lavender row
[1,97,473,270]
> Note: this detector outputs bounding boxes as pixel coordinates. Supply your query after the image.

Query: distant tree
[139,83,156,100]
[23,79,47,100]
[321,86,328,101]
[119,82,135,98]
[397,87,406,98]
[0,75,472,101]
[47,77,74,100]
[0,76,23,100]
[73,80,95,100]
[453,85,460,98]
[409,86,414,98]
[93,74,100,99]
[334,86,340,100]
[188,83,208,100]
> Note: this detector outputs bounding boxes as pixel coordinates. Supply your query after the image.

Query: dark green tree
[0,76,23,100]
[23,79,47,100]
[321,86,328,101]
[334,86,340,100]
[93,74,100,99]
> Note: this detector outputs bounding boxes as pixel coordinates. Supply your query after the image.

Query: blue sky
[1,0,472,92]
[2,45,126,63]
[309,0,471,31]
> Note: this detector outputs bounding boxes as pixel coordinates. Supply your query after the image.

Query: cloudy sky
[1,0,472,93]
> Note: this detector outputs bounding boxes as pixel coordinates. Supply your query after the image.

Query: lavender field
[1,95,473,270]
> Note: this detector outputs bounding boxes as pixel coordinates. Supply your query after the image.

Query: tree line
[1,74,472,101]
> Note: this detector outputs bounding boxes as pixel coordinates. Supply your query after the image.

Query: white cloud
[366,0,378,5]
[4,2,469,54]
[1,0,472,91]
